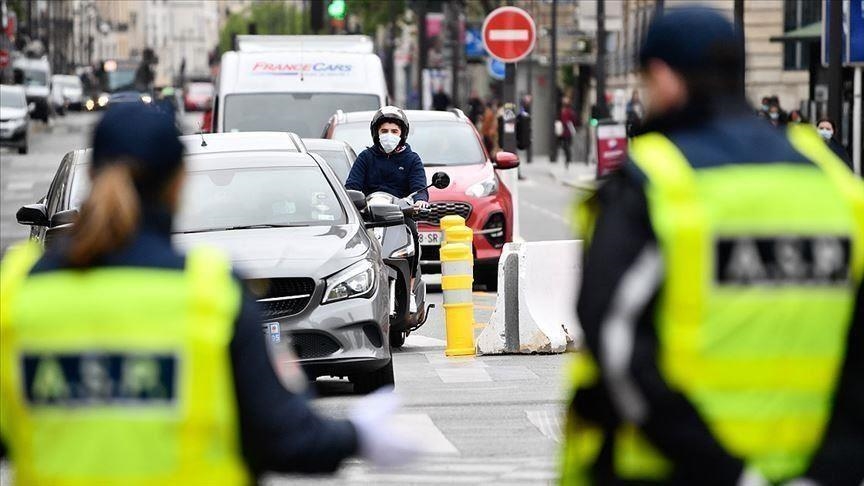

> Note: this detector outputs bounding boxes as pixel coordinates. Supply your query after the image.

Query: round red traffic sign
[482,6,536,64]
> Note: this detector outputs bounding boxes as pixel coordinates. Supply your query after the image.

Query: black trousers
[552,137,572,164]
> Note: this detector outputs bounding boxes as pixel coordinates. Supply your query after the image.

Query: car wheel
[18,144,28,155]
[475,263,499,291]
[351,359,395,394]
[389,328,406,348]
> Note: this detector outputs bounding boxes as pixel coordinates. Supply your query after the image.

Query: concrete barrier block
[477,240,583,355]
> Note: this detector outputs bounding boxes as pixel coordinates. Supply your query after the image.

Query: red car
[323,109,519,288]
[184,82,214,111]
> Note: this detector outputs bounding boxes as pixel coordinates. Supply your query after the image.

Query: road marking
[526,409,564,444]
[394,413,459,454]
[436,367,492,383]
[5,181,34,191]
[404,334,446,348]
[489,29,530,41]
[522,200,570,226]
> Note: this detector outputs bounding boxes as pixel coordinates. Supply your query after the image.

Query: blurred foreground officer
[562,7,864,486]
[0,104,419,485]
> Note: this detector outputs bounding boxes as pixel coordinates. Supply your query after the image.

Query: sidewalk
[518,154,597,190]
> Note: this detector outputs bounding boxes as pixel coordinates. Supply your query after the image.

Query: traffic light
[328,0,346,20]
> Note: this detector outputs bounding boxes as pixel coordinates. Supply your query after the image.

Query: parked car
[302,137,357,184]
[51,74,85,110]
[12,56,51,122]
[16,132,401,393]
[0,84,31,154]
[323,109,520,288]
[184,81,214,111]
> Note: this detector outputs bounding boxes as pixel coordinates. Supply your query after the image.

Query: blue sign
[823,0,864,66]
[487,57,506,81]
[850,0,864,64]
[465,27,485,58]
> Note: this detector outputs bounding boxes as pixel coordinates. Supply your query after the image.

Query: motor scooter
[365,172,451,347]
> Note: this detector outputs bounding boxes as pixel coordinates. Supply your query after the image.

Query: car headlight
[98,94,109,107]
[390,236,415,259]
[141,94,152,104]
[8,117,26,129]
[85,99,95,110]
[323,259,376,303]
[465,175,499,198]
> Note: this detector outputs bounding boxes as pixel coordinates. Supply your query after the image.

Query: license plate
[419,232,442,246]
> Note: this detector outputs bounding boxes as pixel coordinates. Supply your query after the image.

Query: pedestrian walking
[562,7,864,486]
[817,118,853,170]
[0,103,421,485]
[432,86,451,111]
[467,91,485,127]
[481,100,499,155]
[626,89,645,137]
[553,97,577,165]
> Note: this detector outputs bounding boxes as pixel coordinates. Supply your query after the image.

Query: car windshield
[223,93,379,137]
[188,83,213,96]
[24,69,48,86]
[313,150,353,184]
[332,120,485,166]
[0,88,26,108]
[174,164,346,233]
[105,69,136,92]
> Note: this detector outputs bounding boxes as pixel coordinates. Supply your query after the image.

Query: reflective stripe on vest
[625,126,864,481]
[0,244,251,486]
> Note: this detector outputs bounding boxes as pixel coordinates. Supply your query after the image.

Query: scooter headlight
[390,237,415,259]
[323,259,376,303]
[465,175,499,198]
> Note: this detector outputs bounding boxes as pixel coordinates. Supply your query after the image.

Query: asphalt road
[0,111,580,485]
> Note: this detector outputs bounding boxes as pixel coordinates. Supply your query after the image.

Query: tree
[218,1,308,54]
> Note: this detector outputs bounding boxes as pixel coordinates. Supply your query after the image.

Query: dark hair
[817,118,836,131]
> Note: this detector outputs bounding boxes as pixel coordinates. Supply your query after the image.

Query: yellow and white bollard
[441,223,475,357]
[439,215,465,245]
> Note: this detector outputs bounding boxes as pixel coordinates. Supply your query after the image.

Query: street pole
[417,0,428,110]
[854,66,861,176]
[450,0,460,109]
[595,0,609,120]
[385,0,395,98]
[828,0,843,141]
[548,0,557,159]
[733,0,745,97]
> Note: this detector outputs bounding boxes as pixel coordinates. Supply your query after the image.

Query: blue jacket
[345,144,429,201]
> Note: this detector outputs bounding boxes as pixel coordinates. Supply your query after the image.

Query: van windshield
[223,93,379,137]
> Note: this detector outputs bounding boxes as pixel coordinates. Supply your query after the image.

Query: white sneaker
[409,290,418,314]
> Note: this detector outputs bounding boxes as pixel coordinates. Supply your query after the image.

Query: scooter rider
[346,106,429,308]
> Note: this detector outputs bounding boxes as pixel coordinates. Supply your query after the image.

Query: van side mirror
[364,203,404,228]
[494,151,520,170]
[347,190,367,211]
[17,203,49,226]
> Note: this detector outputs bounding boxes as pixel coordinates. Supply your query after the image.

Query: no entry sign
[482,7,536,63]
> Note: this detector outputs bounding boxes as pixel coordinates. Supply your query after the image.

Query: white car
[0,85,31,154]
[52,75,85,111]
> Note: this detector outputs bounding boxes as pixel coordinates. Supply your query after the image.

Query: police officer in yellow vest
[0,103,421,485]
[563,7,864,486]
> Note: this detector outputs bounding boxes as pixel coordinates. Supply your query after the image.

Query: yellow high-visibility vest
[0,243,251,485]
[562,124,864,484]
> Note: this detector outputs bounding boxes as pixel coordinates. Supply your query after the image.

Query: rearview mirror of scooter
[431,172,450,189]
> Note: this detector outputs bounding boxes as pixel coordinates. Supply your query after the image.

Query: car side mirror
[50,208,79,227]
[431,171,451,189]
[347,190,367,211]
[494,151,520,170]
[364,203,404,228]
[28,102,36,114]
[17,203,49,226]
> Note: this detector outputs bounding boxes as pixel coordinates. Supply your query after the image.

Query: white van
[214,35,387,137]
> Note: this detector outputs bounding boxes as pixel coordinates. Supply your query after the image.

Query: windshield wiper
[176,223,308,234]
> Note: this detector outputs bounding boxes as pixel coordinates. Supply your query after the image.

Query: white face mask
[818,128,834,140]
[379,133,400,153]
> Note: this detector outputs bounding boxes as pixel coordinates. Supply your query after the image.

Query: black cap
[639,6,744,75]
[92,103,184,179]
